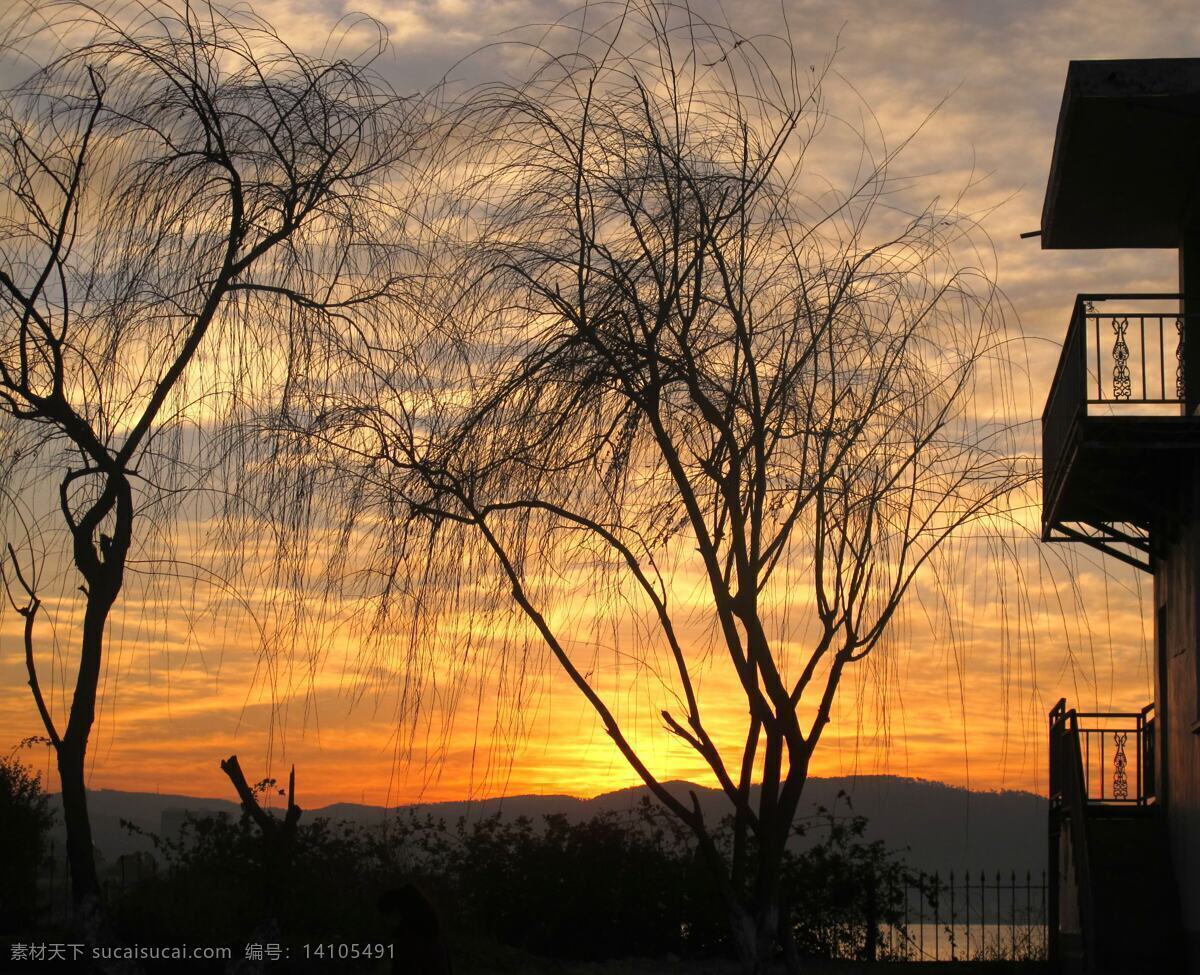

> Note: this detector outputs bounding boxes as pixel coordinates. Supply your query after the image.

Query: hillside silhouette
[53,774,1045,877]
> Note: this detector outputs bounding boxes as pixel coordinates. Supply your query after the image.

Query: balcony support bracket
[1044,519,1152,573]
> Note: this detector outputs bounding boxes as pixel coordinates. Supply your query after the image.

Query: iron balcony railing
[1042,294,1195,517]
[1048,699,1156,807]
[1046,700,1155,968]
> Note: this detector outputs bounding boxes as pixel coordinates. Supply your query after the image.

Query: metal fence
[892,869,1047,962]
[32,843,158,928]
[811,868,1048,963]
[34,848,1046,964]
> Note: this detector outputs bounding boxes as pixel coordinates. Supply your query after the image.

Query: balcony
[1047,701,1177,971]
[1048,700,1155,810]
[1042,294,1200,570]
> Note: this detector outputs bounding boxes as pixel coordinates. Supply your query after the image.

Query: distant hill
[49,775,1047,878]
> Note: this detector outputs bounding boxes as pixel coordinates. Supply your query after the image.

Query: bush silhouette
[109,794,914,967]
[0,754,55,931]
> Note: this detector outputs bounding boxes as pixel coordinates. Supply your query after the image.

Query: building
[1039,58,1200,973]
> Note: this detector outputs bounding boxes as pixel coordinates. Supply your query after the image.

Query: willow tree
[284,4,1026,971]
[0,0,410,923]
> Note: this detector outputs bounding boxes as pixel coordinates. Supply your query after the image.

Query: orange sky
[0,503,1159,807]
[0,0,1191,808]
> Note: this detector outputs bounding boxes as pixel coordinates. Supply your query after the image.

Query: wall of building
[1154,460,1200,957]
[1056,823,1083,966]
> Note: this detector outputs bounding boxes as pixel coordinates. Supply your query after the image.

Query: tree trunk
[57,509,142,975]
[58,589,115,912]
[220,756,302,930]
[729,898,786,975]
[57,474,130,920]
[56,741,100,908]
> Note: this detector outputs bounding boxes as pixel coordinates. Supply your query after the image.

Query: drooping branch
[4,544,60,747]
[273,6,1029,973]
[0,0,416,913]
[466,501,704,835]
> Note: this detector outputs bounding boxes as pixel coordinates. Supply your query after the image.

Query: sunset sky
[1,0,1195,810]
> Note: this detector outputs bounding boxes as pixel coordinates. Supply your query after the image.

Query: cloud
[1,0,1181,806]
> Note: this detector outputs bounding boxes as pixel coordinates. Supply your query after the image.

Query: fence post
[990,869,996,958]
[966,870,972,959]
[864,868,877,962]
[1011,869,1017,960]
[47,841,55,925]
[1026,869,1033,960]
[1036,869,1046,960]
[934,870,940,961]
[950,870,956,961]
[918,872,925,961]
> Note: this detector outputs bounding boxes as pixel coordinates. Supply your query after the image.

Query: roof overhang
[1041,59,1200,249]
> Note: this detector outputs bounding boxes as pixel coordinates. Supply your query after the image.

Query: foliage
[442,809,695,959]
[277,2,1028,970]
[115,810,407,951]
[0,0,414,905]
[783,793,914,961]
[0,751,56,930]
[111,794,919,966]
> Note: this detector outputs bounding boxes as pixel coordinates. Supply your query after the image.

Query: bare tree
[265,5,1028,972]
[220,755,302,933]
[0,0,411,926]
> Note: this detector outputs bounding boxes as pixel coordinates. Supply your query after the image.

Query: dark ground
[455,946,1050,975]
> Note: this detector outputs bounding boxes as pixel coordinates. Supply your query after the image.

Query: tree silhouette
[0,748,56,929]
[0,0,412,931]
[256,4,1029,972]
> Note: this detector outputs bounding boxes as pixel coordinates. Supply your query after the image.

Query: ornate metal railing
[1080,299,1188,405]
[1042,294,1195,524]
[1048,699,1155,807]
[1046,700,1155,967]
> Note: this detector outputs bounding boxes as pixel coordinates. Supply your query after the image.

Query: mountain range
[48,774,1047,879]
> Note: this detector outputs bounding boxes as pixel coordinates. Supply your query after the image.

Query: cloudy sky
[2,0,1195,807]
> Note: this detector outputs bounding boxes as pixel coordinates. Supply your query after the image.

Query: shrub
[0,753,56,931]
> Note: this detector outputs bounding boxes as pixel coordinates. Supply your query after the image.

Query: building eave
[1041,58,1200,249]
